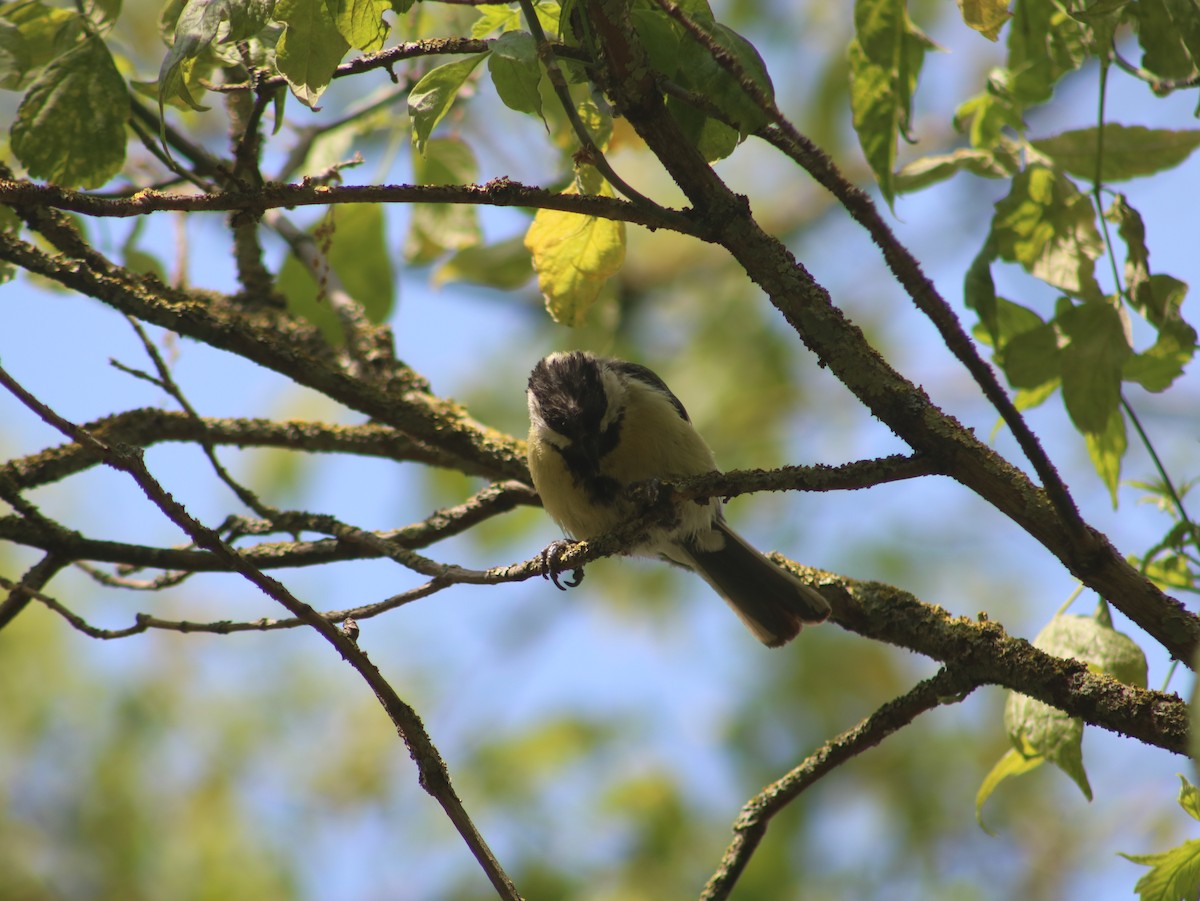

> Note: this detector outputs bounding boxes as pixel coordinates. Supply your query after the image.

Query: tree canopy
[0,0,1198,898]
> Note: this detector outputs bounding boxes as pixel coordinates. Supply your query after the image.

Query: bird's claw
[539,539,584,591]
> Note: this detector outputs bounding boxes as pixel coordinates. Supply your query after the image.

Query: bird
[525,350,830,647]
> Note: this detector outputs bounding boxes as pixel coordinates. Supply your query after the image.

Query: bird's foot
[539,539,584,591]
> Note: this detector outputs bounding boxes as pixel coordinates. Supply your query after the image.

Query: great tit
[526,350,830,647]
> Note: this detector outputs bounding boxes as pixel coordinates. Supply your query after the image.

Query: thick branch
[0,176,698,234]
[826,576,1188,755]
[4,410,502,490]
[0,228,526,483]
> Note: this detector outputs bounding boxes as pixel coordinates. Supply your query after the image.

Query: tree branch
[702,666,980,901]
[580,0,1198,665]
[0,175,699,234]
[0,361,523,901]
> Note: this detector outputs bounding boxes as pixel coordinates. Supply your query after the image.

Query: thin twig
[0,362,522,900]
[702,667,978,900]
[516,0,690,226]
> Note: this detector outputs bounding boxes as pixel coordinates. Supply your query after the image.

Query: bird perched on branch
[526,350,829,647]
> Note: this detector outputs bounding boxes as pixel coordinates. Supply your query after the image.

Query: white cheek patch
[527,393,570,449]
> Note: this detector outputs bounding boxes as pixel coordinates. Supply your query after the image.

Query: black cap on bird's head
[527,352,612,444]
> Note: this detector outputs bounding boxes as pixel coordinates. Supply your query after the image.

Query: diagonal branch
[648,0,1084,540]
[702,667,980,901]
[579,0,1197,665]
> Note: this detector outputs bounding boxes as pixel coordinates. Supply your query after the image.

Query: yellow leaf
[524,168,626,326]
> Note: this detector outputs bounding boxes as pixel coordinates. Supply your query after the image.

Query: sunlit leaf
[895,146,1016,192]
[471,3,522,38]
[1084,404,1126,507]
[1005,0,1086,106]
[335,0,390,52]
[1001,607,1147,802]
[487,30,543,119]
[990,165,1103,298]
[956,0,1010,41]
[1031,125,1200,182]
[276,0,349,106]
[0,2,83,91]
[158,0,274,111]
[408,53,487,155]
[848,0,937,203]
[11,34,128,188]
[1121,841,1200,901]
[524,166,626,325]
[976,747,1042,832]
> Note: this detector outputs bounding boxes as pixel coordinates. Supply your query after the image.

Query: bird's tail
[676,518,830,648]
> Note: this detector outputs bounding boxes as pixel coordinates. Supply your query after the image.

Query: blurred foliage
[0,0,1197,898]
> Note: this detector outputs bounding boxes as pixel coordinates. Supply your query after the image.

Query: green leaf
[1121,841,1200,901]
[158,0,274,112]
[432,236,534,290]
[1134,273,1190,332]
[276,0,350,107]
[964,246,999,344]
[487,31,543,118]
[957,0,1010,41]
[704,23,775,137]
[1106,193,1150,307]
[1124,321,1197,393]
[953,86,1023,149]
[471,4,522,38]
[525,165,626,326]
[1031,125,1200,182]
[1005,0,1086,107]
[894,145,1017,192]
[335,0,390,52]
[998,321,1060,390]
[81,0,122,26]
[666,94,738,163]
[990,296,1046,349]
[0,204,18,283]
[1178,775,1200,822]
[848,0,937,204]
[1013,379,1060,411]
[11,34,128,188]
[631,5,683,76]
[404,136,481,265]
[280,204,395,343]
[1057,300,1131,434]
[1003,607,1148,801]
[661,19,774,161]
[975,747,1042,832]
[1084,404,1126,506]
[1004,691,1091,800]
[408,53,486,156]
[990,164,1103,298]
[0,2,83,91]
[1132,0,1200,82]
